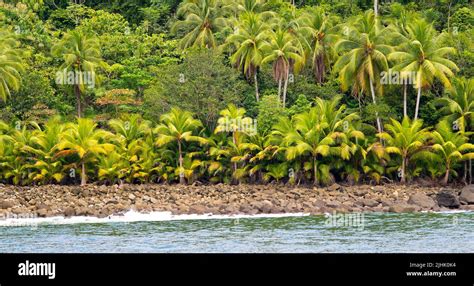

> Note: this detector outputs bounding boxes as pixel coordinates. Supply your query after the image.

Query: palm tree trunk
[313,156,318,186]
[369,77,383,133]
[414,85,422,120]
[254,72,260,102]
[374,0,378,17]
[401,157,406,183]
[443,167,450,185]
[470,158,472,184]
[403,83,408,117]
[282,68,289,108]
[232,132,237,176]
[178,140,185,184]
[277,77,282,101]
[463,161,467,184]
[75,84,82,118]
[81,162,87,186]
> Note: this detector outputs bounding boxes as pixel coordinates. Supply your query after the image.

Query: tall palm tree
[52,31,103,118]
[172,0,229,49]
[388,9,421,117]
[262,29,304,107]
[0,29,25,102]
[430,120,474,184]
[388,19,459,120]
[298,7,337,84]
[226,12,270,101]
[378,116,431,183]
[334,11,392,133]
[56,118,115,185]
[155,108,208,184]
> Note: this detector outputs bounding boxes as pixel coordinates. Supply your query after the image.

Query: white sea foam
[0,211,310,227]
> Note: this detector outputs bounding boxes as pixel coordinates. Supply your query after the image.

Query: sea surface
[0,211,472,253]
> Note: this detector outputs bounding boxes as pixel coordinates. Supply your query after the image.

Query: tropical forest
[0,0,473,188]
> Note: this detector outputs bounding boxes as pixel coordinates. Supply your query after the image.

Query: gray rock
[361,198,379,207]
[436,191,460,208]
[460,185,474,204]
[0,200,15,209]
[408,193,436,209]
[389,204,419,213]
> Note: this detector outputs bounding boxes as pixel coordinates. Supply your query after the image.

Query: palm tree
[228,0,268,15]
[388,9,421,117]
[226,12,270,101]
[0,29,25,102]
[430,120,474,184]
[298,7,337,84]
[378,116,431,183]
[334,11,392,133]
[435,77,474,133]
[155,108,208,184]
[52,31,103,118]
[388,19,458,120]
[22,117,66,184]
[262,29,304,107]
[56,118,115,185]
[172,0,229,49]
[215,104,254,173]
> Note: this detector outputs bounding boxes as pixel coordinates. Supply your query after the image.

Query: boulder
[436,191,460,208]
[260,200,274,213]
[388,204,419,213]
[459,185,474,204]
[63,207,76,217]
[408,193,436,209]
[361,198,379,208]
[326,183,345,193]
[0,200,15,209]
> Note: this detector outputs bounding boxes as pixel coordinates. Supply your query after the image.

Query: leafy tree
[388,19,458,120]
[378,116,431,183]
[171,0,230,49]
[56,118,115,185]
[155,108,207,184]
[143,50,245,130]
[0,29,25,102]
[430,120,474,184]
[52,30,104,117]
[334,10,392,133]
[262,28,304,107]
[226,12,270,101]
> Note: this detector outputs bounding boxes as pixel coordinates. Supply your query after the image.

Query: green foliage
[143,49,247,129]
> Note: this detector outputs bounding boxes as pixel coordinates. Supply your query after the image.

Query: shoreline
[1,183,474,219]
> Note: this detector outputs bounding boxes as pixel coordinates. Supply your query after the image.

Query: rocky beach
[1,183,474,219]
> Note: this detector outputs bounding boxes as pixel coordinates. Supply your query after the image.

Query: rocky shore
[1,183,474,218]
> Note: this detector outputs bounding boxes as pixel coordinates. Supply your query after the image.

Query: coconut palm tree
[22,117,67,184]
[215,104,254,173]
[52,31,103,118]
[226,12,270,101]
[262,29,304,107]
[378,116,431,183]
[0,29,25,102]
[298,7,338,84]
[430,120,474,184]
[334,10,393,134]
[155,108,208,184]
[56,118,115,185]
[388,19,458,120]
[172,0,229,49]
[434,77,474,133]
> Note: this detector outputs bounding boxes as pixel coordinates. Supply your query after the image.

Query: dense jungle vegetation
[0,0,473,186]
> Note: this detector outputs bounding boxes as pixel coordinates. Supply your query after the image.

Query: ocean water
[0,211,472,253]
